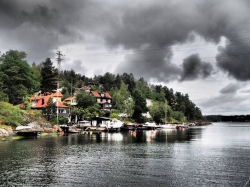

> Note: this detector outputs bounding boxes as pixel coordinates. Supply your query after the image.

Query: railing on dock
[243,177,250,187]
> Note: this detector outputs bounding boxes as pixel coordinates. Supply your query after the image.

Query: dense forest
[0,50,204,126]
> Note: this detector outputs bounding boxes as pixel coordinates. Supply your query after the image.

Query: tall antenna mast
[56,51,63,89]
[56,51,63,125]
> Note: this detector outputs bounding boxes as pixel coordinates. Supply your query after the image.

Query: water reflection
[1,124,250,186]
[74,128,204,144]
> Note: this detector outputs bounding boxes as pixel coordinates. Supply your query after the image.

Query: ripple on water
[1,124,250,186]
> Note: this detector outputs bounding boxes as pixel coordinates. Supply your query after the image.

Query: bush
[0,102,24,127]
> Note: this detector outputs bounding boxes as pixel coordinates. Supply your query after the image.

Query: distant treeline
[205,115,250,122]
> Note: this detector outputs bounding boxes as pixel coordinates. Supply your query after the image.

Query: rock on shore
[0,122,61,137]
[0,127,15,137]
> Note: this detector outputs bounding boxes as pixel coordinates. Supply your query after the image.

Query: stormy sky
[1,0,250,115]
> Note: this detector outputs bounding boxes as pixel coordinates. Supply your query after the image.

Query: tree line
[0,50,204,126]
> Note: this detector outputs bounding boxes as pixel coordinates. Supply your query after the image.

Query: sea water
[0,122,250,186]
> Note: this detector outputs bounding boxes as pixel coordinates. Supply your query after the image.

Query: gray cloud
[216,41,250,81]
[240,89,250,93]
[1,0,250,83]
[219,83,241,94]
[198,93,248,115]
[180,54,213,81]
[115,46,182,82]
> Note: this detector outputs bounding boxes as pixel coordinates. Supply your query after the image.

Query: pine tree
[40,58,58,94]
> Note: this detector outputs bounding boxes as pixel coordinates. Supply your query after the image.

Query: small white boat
[160,124,176,129]
[16,126,33,131]
[108,119,123,130]
[144,122,161,130]
[78,120,91,128]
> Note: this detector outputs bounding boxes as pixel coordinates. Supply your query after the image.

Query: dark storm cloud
[216,41,250,81]
[115,46,182,82]
[180,54,213,81]
[0,0,107,61]
[219,83,241,94]
[107,0,250,82]
[1,0,250,82]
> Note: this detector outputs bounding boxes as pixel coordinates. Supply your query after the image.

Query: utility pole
[56,51,63,77]
[56,51,63,90]
[56,51,63,125]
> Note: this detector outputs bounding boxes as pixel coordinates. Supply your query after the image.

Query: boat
[143,122,161,130]
[120,123,137,131]
[85,126,107,131]
[88,117,123,132]
[77,120,91,130]
[107,118,123,131]
[136,124,148,130]
[160,124,177,129]
[60,124,81,133]
[159,100,177,130]
[176,124,189,130]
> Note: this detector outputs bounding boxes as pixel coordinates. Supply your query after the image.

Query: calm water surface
[1,122,250,186]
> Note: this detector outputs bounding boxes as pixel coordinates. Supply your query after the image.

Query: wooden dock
[15,129,43,136]
[85,126,107,131]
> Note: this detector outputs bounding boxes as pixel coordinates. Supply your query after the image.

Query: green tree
[72,107,85,121]
[148,100,167,124]
[111,81,131,113]
[99,72,116,91]
[31,62,41,91]
[132,90,148,123]
[58,116,68,125]
[76,91,96,109]
[0,71,8,102]
[121,73,136,94]
[42,97,56,121]
[83,104,105,119]
[62,89,71,101]
[135,78,153,99]
[155,91,166,102]
[124,97,134,118]
[0,50,40,104]
[40,58,58,94]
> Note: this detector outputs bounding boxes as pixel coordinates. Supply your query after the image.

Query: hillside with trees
[0,50,204,127]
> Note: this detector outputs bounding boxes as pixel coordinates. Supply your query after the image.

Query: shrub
[0,102,24,127]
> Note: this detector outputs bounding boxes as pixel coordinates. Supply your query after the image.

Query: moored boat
[143,122,161,130]
[160,124,177,129]
[120,123,137,131]
[176,124,189,130]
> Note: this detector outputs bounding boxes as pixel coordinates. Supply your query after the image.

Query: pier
[15,129,43,136]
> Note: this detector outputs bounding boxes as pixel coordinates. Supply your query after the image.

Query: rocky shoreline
[0,121,61,138]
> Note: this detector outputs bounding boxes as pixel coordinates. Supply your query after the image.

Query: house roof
[56,101,69,108]
[30,91,69,109]
[91,91,100,97]
[51,91,63,97]
[30,95,51,108]
[64,96,75,101]
[105,92,112,99]
[90,91,112,99]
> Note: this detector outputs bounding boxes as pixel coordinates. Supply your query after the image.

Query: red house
[30,91,70,117]
[90,91,112,112]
